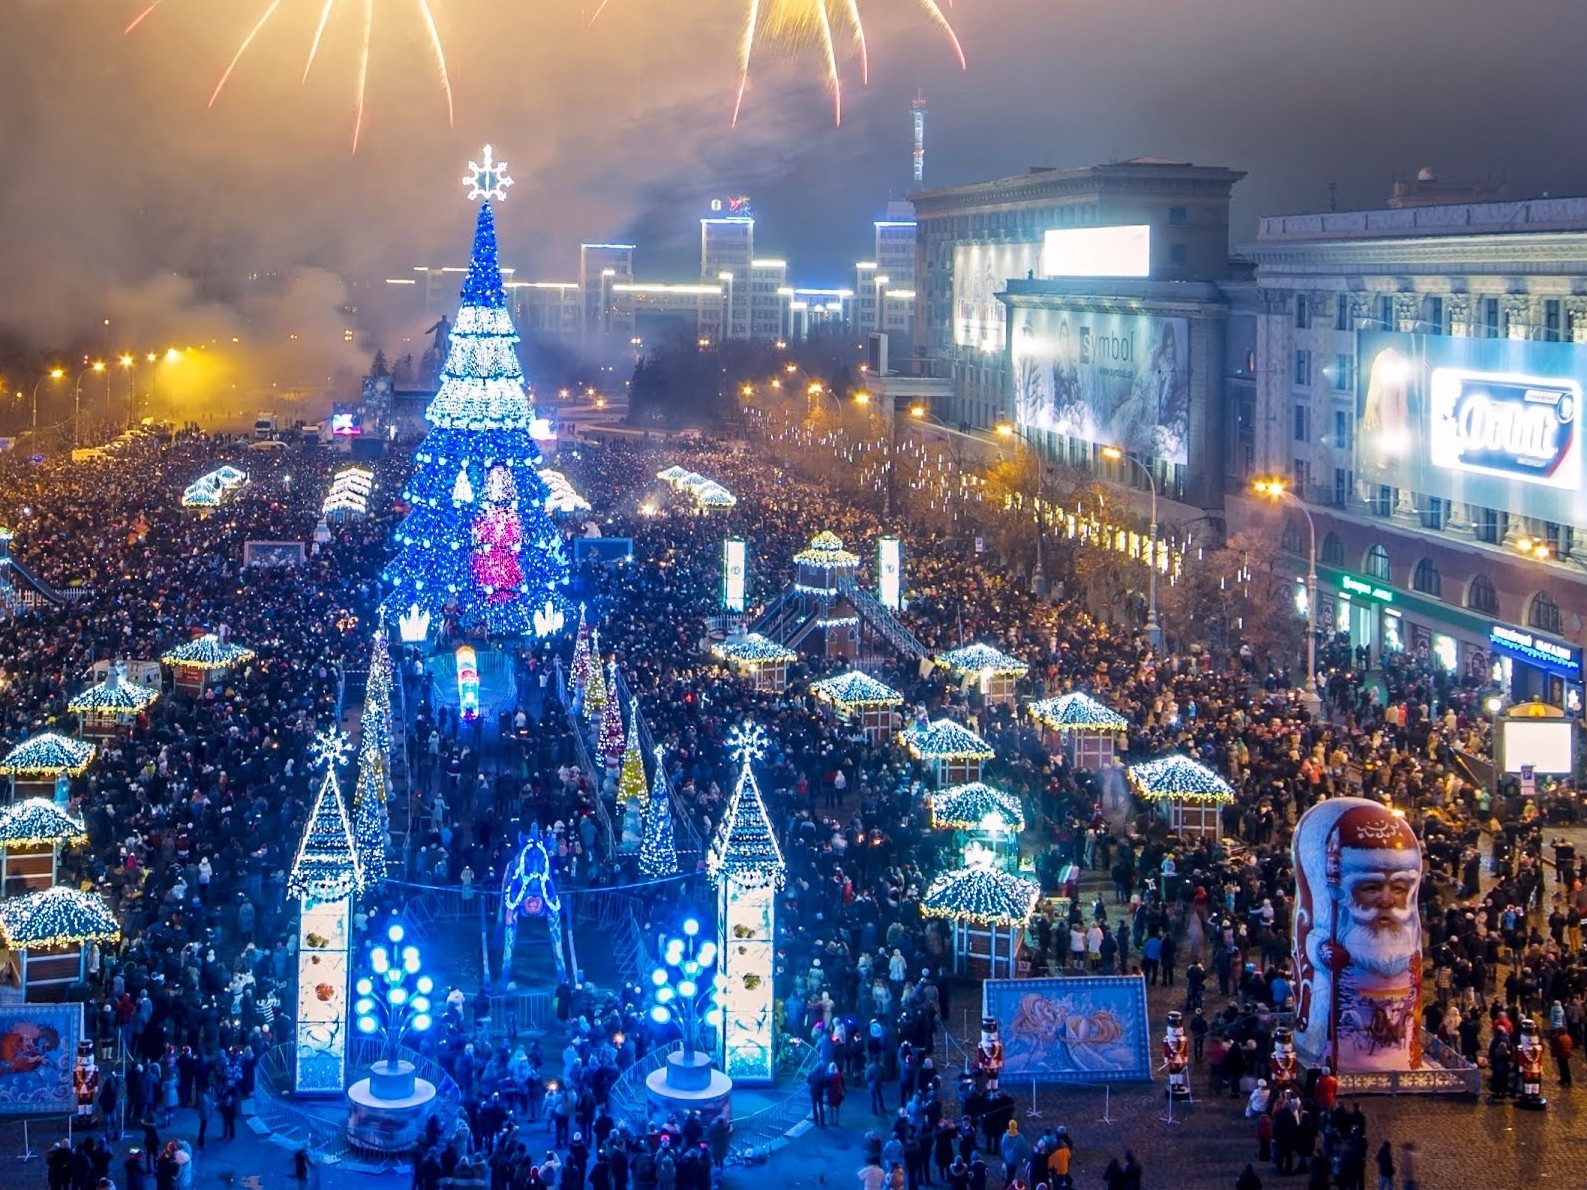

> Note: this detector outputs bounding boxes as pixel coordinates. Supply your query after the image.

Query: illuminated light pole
[995,423,1047,597]
[1101,445,1161,647]
[1253,478,1320,712]
[31,369,63,441]
[346,920,440,1153]
[73,363,106,448]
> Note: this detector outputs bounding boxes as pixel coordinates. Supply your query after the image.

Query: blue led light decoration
[648,918,724,1063]
[710,721,783,1085]
[383,150,569,638]
[639,745,679,880]
[354,922,436,1069]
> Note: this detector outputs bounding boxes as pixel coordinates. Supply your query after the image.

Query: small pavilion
[936,644,1028,708]
[0,733,95,802]
[809,671,903,744]
[0,885,120,1001]
[162,634,256,696]
[69,664,161,741]
[711,634,798,693]
[1028,691,1129,770]
[900,718,995,786]
[920,864,1041,979]
[0,799,87,895]
[1127,754,1236,842]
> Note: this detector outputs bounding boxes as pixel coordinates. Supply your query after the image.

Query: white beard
[1336,912,1419,980]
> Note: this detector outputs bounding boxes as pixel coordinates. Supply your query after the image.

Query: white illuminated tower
[709,724,784,1086]
[911,90,927,185]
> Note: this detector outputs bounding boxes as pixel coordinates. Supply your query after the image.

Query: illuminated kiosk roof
[809,671,903,711]
[920,866,1040,927]
[162,634,256,670]
[0,732,96,777]
[708,759,786,889]
[68,666,161,715]
[937,643,1029,677]
[0,798,87,848]
[1028,691,1129,731]
[794,531,860,568]
[929,782,1026,833]
[0,885,120,949]
[656,466,692,482]
[712,633,798,665]
[900,719,995,761]
[1127,754,1235,804]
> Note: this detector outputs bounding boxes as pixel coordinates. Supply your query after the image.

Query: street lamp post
[1253,478,1321,712]
[31,368,64,443]
[73,362,106,448]
[1102,446,1161,646]
[1485,694,1504,808]
[995,423,1047,597]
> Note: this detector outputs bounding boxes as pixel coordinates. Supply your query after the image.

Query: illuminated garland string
[936,643,1029,678]
[0,798,87,848]
[1127,754,1236,804]
[639,746,679,879]
[809,670,903,713]
[1027,691,1129,731]
[708,748,785,890]
[920,867,1040,928]
[0,885,120,950]
[0,733,96,777]
[900,718,995,761]
[712,633,798,665]
[161,634,256,670]
[929,783,1026,833]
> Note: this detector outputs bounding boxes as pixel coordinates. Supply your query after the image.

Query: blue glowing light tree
[345,921,441,1153]
[648,918,723,1062]
[384,146,569,638]
[354,923,436,1068]
[639,746,679,880]
[709,723,785,1086]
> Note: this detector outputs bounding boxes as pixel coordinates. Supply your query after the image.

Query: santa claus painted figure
[1292,797,1423,1073]
[1162,1010,1190,1097]
[976,1017,1004,1091]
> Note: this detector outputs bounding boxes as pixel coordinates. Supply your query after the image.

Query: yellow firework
[587,0,965,127]
[124,0,454,153]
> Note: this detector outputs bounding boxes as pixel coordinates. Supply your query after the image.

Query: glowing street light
[1253,476,1320,710]
[354,922,436,1069]
[1101,445,1161,645]
[31,368,64,439]
[648,917,723,1064]
[993,422,1047,597]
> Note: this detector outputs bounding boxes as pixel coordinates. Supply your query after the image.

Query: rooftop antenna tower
[911,89,927,185]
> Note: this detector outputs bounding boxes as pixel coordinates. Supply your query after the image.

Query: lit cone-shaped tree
[597,663,625,768]
[362,620,394,759]
[351,736,389,887]
[617,701,648,806]
[583,631,608,722]
[383,191,568,637]
[569,606,592,698]
[639,746,678,879]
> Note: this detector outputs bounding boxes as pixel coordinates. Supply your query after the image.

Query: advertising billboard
[877,536,902,610]
[1358,331,1587,524]
[723,538,747,613]
[953,241,1043,353]
[1041,225,1150,279]
[1010,307,1191,464]
[983,976,1152,1083]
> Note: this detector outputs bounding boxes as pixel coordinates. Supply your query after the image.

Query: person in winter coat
[826,1063,846,1126]
[998,1122,1029,1182]
[1235,1165,1264,1190]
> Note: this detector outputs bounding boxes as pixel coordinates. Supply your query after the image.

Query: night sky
[3,0,1585,355]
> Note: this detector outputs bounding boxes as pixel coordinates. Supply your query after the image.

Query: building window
[1467,574,1499,616]
[1544,521,1574,561]
[1333,354,1352,392]
[1295,293,1311,329]
[1332,468,1351,508]
[1545,300,1562,342]
[1281,519,1303,555]
[1169,206,1188,226]
[1170,243,1188,265]
[1364,544,1391,581]
[1412,557,1441,597]
[1472,506,1505,544]
[1294,349,1311,387]
[1426,295,1444,332]
[1369,485,1394,517]
[1335,298,1351,332]
[1483,297,1500,337]
[1321,532,1345,566]
[1418,496,1445,531]
[1293,403,1310,442]
[1529,591,1563,636]
[1378,295,1396,328]
[1333,409,1351,450]
[1291,458,1310,490]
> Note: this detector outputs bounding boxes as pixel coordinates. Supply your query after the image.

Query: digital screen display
[1011,308,1191,465]
[1502,718,1575,775]
[1359,331,1587,524]
[878,536,901,610]
[723,538,747,613]
[1041,225,1151,279]
[953,241,1043,353]
[330,412,361,436]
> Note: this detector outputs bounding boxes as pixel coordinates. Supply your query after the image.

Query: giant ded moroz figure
[1292,797,1423,1072]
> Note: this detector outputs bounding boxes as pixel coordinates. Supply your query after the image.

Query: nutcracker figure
[1517,1017,1548,1110]
[976,1017,1004,1092]
[1163,1010,1190,1098]
[72,1040,98,1119]
[1269,1026,1299,1098]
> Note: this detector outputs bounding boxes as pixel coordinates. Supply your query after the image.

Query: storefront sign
[1489,623,1583,679]
[1339,573,1395,604]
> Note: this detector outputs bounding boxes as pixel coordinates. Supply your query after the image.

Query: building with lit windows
[1239,196,1587,706]
[579,244,636,352]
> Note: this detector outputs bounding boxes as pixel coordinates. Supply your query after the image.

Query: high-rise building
[701,199,756,341]
[579,244,636,350]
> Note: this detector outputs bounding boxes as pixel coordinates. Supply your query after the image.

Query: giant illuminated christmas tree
[385,147,568,638]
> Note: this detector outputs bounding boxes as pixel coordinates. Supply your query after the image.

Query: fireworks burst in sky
[589,0,966,128]
[124,0,454,153]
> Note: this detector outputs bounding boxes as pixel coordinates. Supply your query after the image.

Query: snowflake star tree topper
[310,728,354,771]
[726,722,768,766]
[463,145,513,202]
